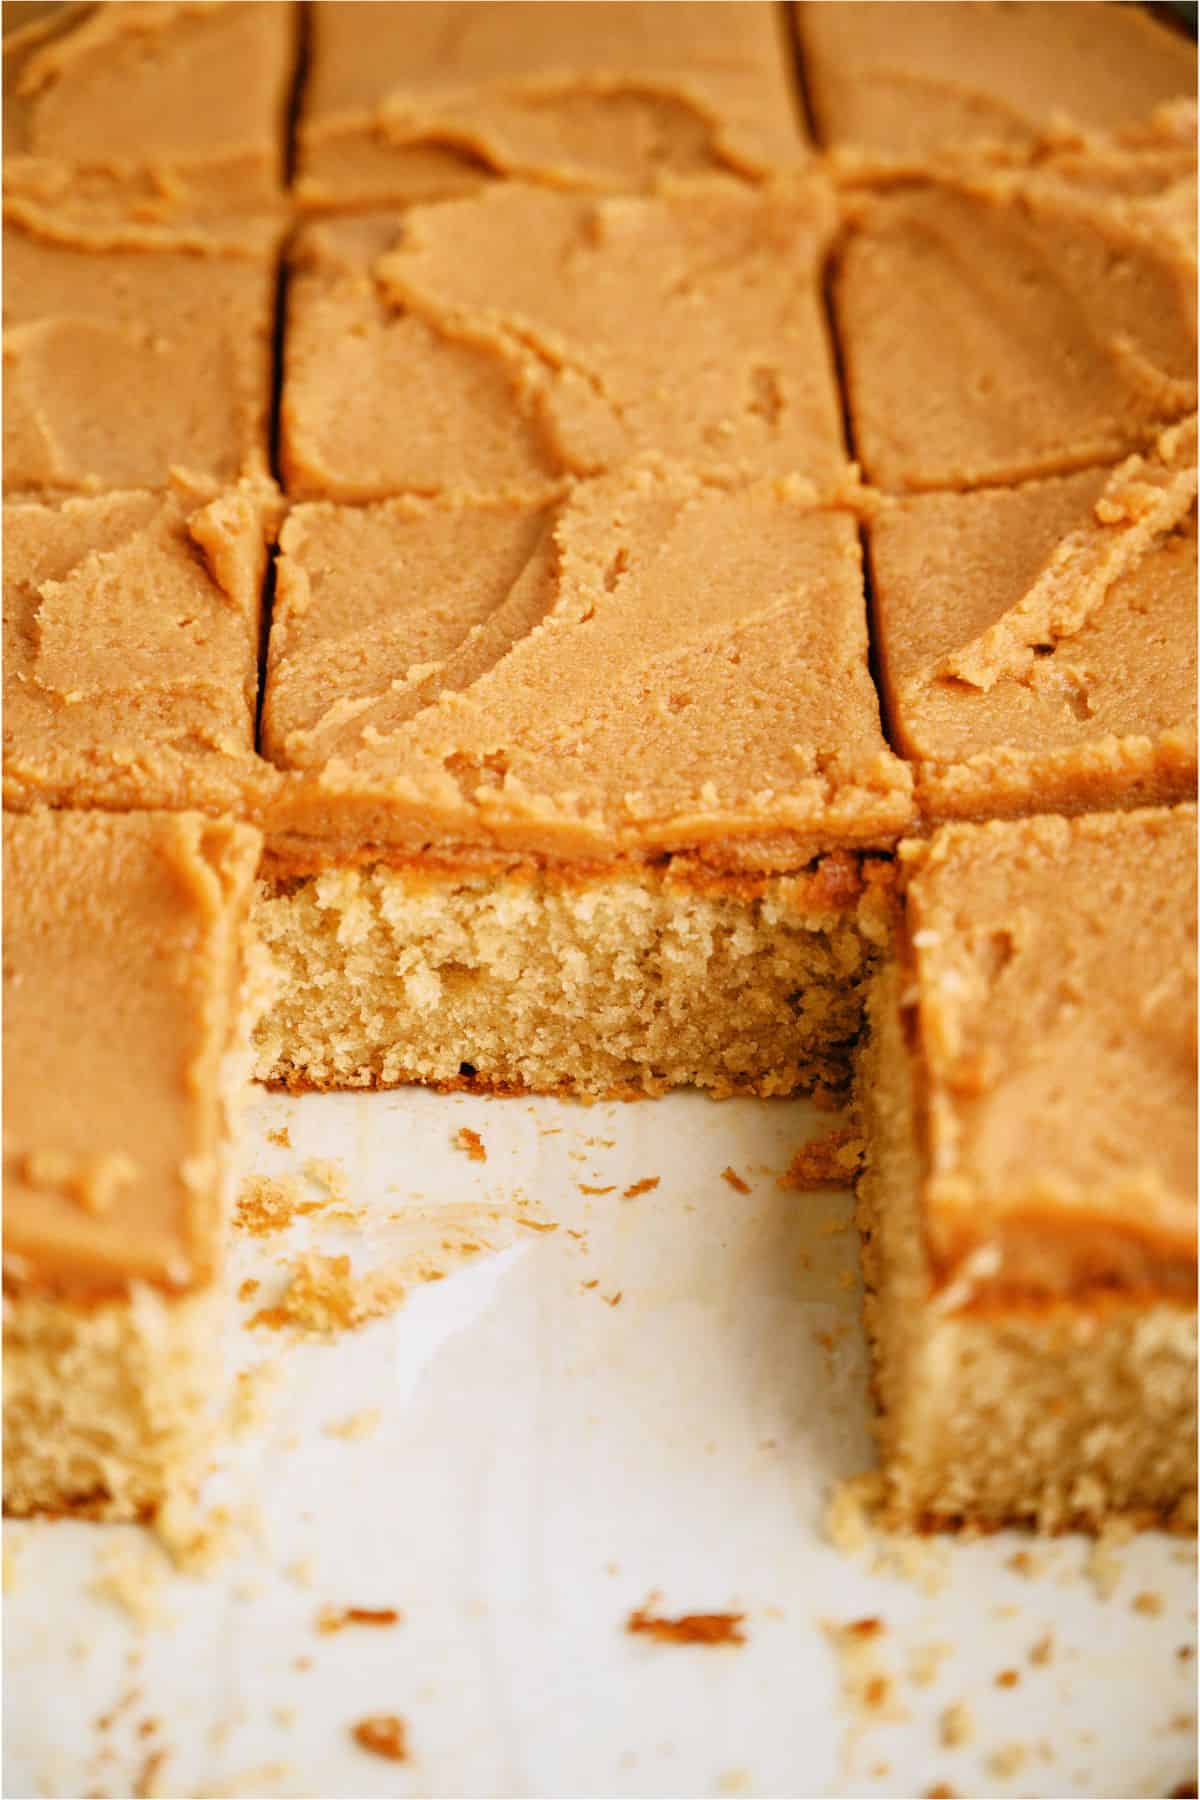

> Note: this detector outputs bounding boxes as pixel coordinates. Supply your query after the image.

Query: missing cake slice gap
[856,806,1197,1532]
[3,809,266,1519]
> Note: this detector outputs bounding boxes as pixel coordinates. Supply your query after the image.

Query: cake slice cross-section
[857,805,1197,1532]
[3,808,265,1520]
[255,468,911,1098]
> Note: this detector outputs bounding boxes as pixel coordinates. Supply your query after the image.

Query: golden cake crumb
[234,1175,319,1237]
[91,1541,168,1629]
[453,1127,487,1163]
[779,1129,865,1190]
[721,1167,752,1195]
[940,1701,975,1749]
[324,1408,381,1441]
[1132,1589,1165,1615]
[266,1126,292,1149]
[623,1178,661,1198]
[627,1602,746,1646]
[1029,1632,1055,1667]
[248,1254,406,1335]
[350,1714,408,1762]
[987,1744,1029,1779]
[228,1362,283,1439]
[317,1605,401,1634]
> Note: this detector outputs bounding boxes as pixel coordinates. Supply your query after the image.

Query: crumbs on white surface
[228,1360,285,1439]
[823,1617,909,1724]
[987,1743,1029,1779]
[350,1713,409,1761]
[155,1496,264,1575]
[317,1604,402,1634]
[908,1641,953,1688]
[91,1539,168,1628]
[453,1126,487,1162]
[248,1253,406,1335]
[939,1700,975,1749]
[324,1408,382,1440]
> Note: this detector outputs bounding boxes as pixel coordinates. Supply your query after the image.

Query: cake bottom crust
[253,859,888,1101]
[856,963,1198,1534]
[4,1283,218,1521]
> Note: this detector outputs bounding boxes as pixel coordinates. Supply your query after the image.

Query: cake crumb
[453,1127,486,1162]
[91,1541,167,1629]
[924,1786,958,1798]
[623,1177,660,1198]
[351,1714,408,1762]
[1085,1522,1132,1600]
[271,1705,296,1728]
[604,1290,624,1307]
[1005,1549,1040,1577]
[248,1254,405,1335]
[940,1700,974,1749]
[133,1747,168,1798]
[325,1408,381,1441]
[823,1619,908,1724]
[994,1668,1020,1688]
[825,1472,882,1553]
[778,1128,864,1190]
[721,1167,751,1193]
[908,1641,952,1687]
[515,1216,558,1232]
[234,1175,319,1237]
[627,1601,746,1646]
[284,1558,315,1589]
[579,1183,616,1195]
[2,1535,23,1593]
[266,1126,291,1149]
[236,1277,260,1301]
[303,1157,348,1198]
[1029,1631,1055,1666]
[317,1605,401,1634]
[987,1744,1028,1779]
[228,1361,283,1439]
[1132,1589,1165,1616]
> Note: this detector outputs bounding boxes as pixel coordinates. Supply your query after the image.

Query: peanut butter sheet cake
[2,0,1195,1533]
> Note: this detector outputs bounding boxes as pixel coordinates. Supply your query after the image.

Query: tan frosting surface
[900,806,1197,1301]
[835,161,1197,493]
[4,1,293,239]
[281,178,846,504]
[261,466,911,862]
[868,421,1198,820]
[296,1,806,210]
[3,475,279,813]
[3,209,278,493]
[797,1,1196,164]
[3,808,261,1294]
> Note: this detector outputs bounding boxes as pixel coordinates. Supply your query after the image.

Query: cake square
[3,475,280,814]
[262,470,910,860]
[253,470,910,1097]
[833,164,1197,493]
[796,1,1195,166]
[3,212,279,494]
[4,1,295,240]
[296,1,806,211]
[858,805,1197,1530]
[865,420,1198,820]
[3,808,263,1518]
[280,179,847,502]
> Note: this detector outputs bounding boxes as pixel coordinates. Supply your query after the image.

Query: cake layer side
[3,1283,219,1521]
[253,856,892,1101]
[856,959,1197,1533]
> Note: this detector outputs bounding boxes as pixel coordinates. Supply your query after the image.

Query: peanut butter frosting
[3,207,278,493]
[261,465,912,864]
[3,474,280,813]
[899,806,1197,1303]
[834,160,1197,493]
[281,177,847,504]
[797,1,1195,167]
[3,808,262,1295]
[868,420,1198,821]
[295,1,806,211]
[3,1,294,241]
